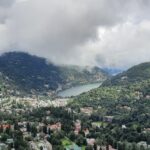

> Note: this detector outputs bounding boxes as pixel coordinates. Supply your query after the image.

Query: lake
[57,82,101,97]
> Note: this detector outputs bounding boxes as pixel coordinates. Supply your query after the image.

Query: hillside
[59,65,108,89]
[69,62,150,131]
[68,76,150,149]
[103,62,150,86]
[67,62,150,149]
[0,52,108,94]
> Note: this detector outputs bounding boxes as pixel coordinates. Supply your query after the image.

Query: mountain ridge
[102,62,150,86]
[0,52,108,95]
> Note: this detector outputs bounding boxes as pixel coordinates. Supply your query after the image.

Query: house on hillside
[48,122,61,131]
[0,124,11,131]
[74,120,81,135]
[86,138,95,146]
[80,107,93,116]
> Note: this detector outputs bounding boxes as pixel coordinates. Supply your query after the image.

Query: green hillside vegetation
[71,79,150,108]
[1,61,150,149]
[103,62,150,86]
[68,80,150,148]
[68,63,150,149]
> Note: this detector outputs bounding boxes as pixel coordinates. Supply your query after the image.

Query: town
[1,82,150,150]
[0,95,118,150]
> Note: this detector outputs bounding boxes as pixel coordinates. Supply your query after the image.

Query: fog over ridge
[0,0,150,69]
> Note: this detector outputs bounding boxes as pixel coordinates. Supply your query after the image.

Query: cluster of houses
[73,119,117,149]
[0,124,14,150]
[0,95,70,113]
[29,140,52,150]
[50,98,70,107]
[0,121,62,150]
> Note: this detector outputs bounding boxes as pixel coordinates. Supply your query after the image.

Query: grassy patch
[92,121,108,127]
[62,138,72,146]
[62,137,85,150]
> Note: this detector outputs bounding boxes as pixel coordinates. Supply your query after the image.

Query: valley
[0,53,150,150]
[0,52,110,150]
[0,52,108,96]
[0,1,150,150]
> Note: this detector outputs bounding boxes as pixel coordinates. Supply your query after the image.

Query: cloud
[89,21,150,68]
[0,0,16,23]
[0,0,150,68]
[0,0,15,7]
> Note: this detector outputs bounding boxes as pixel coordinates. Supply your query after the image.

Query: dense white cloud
[85,21,150,68]
[0,0,150,68]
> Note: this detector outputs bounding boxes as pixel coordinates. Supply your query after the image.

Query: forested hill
[69,72,150,148]
[59,65,108,89]
[103,62,150,86]
[0,52,108,94]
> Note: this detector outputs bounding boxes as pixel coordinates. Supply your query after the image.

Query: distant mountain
[103,62,150,86]
[103,68,123,76]
[0,52,108,94]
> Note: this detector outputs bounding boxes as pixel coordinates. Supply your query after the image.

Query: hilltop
[103,62,150,86]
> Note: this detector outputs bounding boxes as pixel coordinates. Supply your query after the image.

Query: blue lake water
[57,82,101,97]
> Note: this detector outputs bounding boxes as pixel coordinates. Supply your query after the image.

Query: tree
[69,132,76,141]
[48,128,51,136]
[137,126,141,133]
[14,122,19,130]
[94,143,97,150]
[51,137,61,145]
[118,142,123,150]
[1,133,8,142]
[107,135,114,146]
[96,138,103,147]
[106,144,109,150]
[147,133,150,145]
[0,125,3,133]
[85,146,93,150]
[26,122,31,132]
[76,135,86,146]
[31,126,37,137]
[43,126,47,134]
[132,143,138,150]
[140,145,146,150]
[40,146,43,150]
[5,127,10,134]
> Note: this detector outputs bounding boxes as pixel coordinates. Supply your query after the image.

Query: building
[74,120,81,135]
[87,138,95,146]
[48,122,61,131]
[0,124,11,131]
[80,107,93,116]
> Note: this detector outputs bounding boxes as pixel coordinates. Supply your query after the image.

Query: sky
[0,0,150,69]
